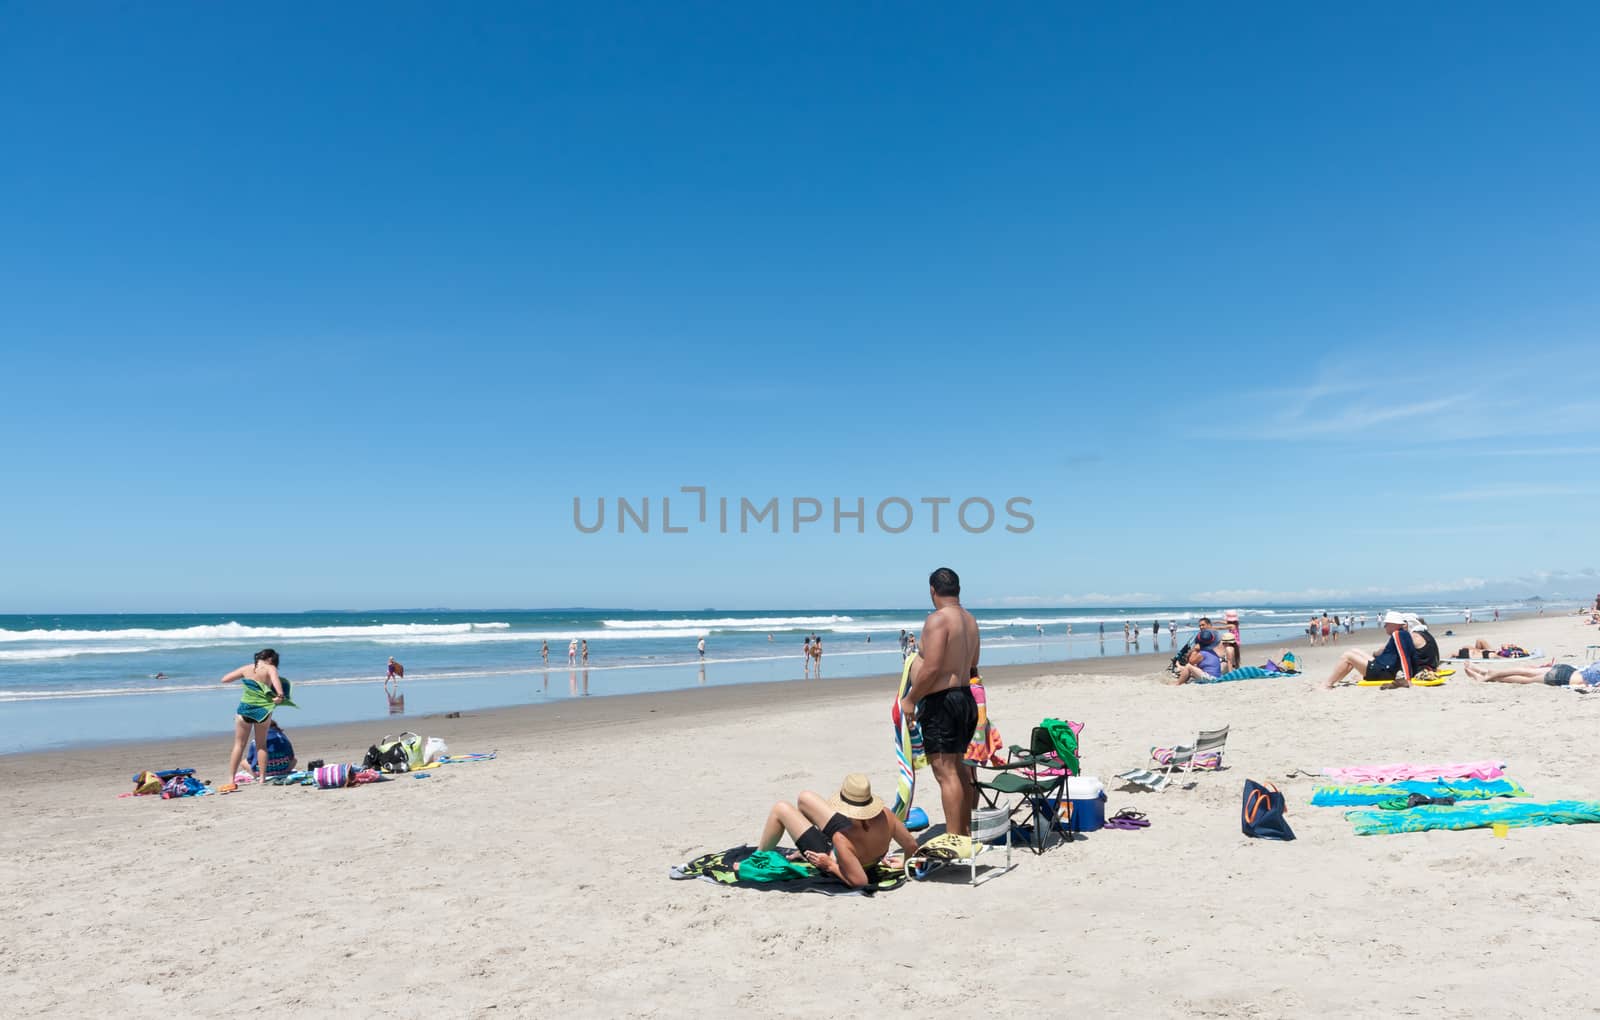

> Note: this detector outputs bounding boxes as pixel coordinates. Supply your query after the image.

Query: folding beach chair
[904,806,1017,887]
[973,726,1072,853]
[1117,725,1230,793]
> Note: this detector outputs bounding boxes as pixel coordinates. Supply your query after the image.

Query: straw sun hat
[829,773,885,820]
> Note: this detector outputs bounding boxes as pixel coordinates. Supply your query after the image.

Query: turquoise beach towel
[1210,666,1294,683]
[1311,778,1527,807]
[1345,800,1600,836]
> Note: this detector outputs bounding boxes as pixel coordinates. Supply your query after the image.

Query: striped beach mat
[1345,800,1600,835]
[1311,778,1527,807]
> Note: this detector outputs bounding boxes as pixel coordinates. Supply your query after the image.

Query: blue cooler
[1061,777,1106,832]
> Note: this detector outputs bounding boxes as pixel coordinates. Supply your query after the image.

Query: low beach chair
[973,726,1072,853]
[1116,725,1230,793]
[904,806,1017,886]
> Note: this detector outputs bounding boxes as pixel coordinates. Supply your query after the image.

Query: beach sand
[7,612,1600,1017]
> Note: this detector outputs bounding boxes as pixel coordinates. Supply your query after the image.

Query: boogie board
[1357,667,1454,688]
[890,653,926,820]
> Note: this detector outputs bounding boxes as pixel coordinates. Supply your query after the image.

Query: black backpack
[362,742,412,773]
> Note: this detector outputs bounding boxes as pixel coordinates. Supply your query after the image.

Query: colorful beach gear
[669,846,907,896]
[1310,778,1527,807]
[314,763,352,789]
[1321,760,1507,783]
[1241,779,1295,840]
[889,653,926,821]
[1344,800,1600,836]
[237,675,297,723]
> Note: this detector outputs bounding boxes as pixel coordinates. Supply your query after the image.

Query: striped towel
[1311,778,1527,807]
[1209,666,1294,683]
[1346,800,1600,836]
[1321,760,1507,783]
[1152,747,1221,770]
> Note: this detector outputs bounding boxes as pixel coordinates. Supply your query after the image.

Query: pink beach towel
[1321,760,1506,783]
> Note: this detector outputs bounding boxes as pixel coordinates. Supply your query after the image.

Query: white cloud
[986,569,1595,610]
[1189,577,1490,604]
[1200,350,1600,445]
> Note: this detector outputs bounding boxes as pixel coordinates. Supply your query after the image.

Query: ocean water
[0,603,1517,752]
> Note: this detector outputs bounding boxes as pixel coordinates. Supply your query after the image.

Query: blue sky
[2,3,1597,612]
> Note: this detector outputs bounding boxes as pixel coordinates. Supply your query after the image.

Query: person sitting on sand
[1222,610,1243,666]
[219,648,294,790]
[1323,611,1429,688]
[1172,629,1226,684]
[1465,660,1600,688]
[754,774,919,888]
[1400,614,1442,671]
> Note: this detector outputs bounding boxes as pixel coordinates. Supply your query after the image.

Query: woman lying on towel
[1466,661,1600,688]
[756,774,919,888]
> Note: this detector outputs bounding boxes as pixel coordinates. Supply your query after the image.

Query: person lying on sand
[1323,611,1431,689]
[1466,661,1600,688]
[1172,629,1225,684]
[754,774,919,888]
[1455,638,1496,658]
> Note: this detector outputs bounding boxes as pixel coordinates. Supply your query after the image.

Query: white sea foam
[0,647,910,703]
[599,615,855,631]
[0,645,168,662]
[0,621,513,644]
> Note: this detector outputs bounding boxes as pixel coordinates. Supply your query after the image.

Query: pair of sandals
[1103,809,1150,831]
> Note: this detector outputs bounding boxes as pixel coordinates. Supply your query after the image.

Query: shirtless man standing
[899,567,981,838]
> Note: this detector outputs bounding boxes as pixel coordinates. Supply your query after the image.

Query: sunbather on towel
[1466,661,1599,688]
[1323,611,1429,688]
[1171,629,1225,684]
[755,774,918,888]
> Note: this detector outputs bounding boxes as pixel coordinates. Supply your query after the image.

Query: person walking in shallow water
[541,640,549,666]
[581,639,589,665]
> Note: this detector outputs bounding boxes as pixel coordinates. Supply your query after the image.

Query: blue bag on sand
[906,807,929,830]
[245,722,297,777]
[1242,779,1296,840]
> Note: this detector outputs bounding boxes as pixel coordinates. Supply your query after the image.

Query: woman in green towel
[219,648,293,791]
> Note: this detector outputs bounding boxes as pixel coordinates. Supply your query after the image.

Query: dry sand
[7,612,1600,1018]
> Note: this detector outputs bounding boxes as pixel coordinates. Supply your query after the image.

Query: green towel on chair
[1040,718,1080,775]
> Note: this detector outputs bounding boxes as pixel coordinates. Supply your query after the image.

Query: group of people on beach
[1170,612,1246,683]
[1306,613,1360,645]
[897,629,919,659]
[802,633,824,675]
[1321,611,1439,688]
[759,568,982,886]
